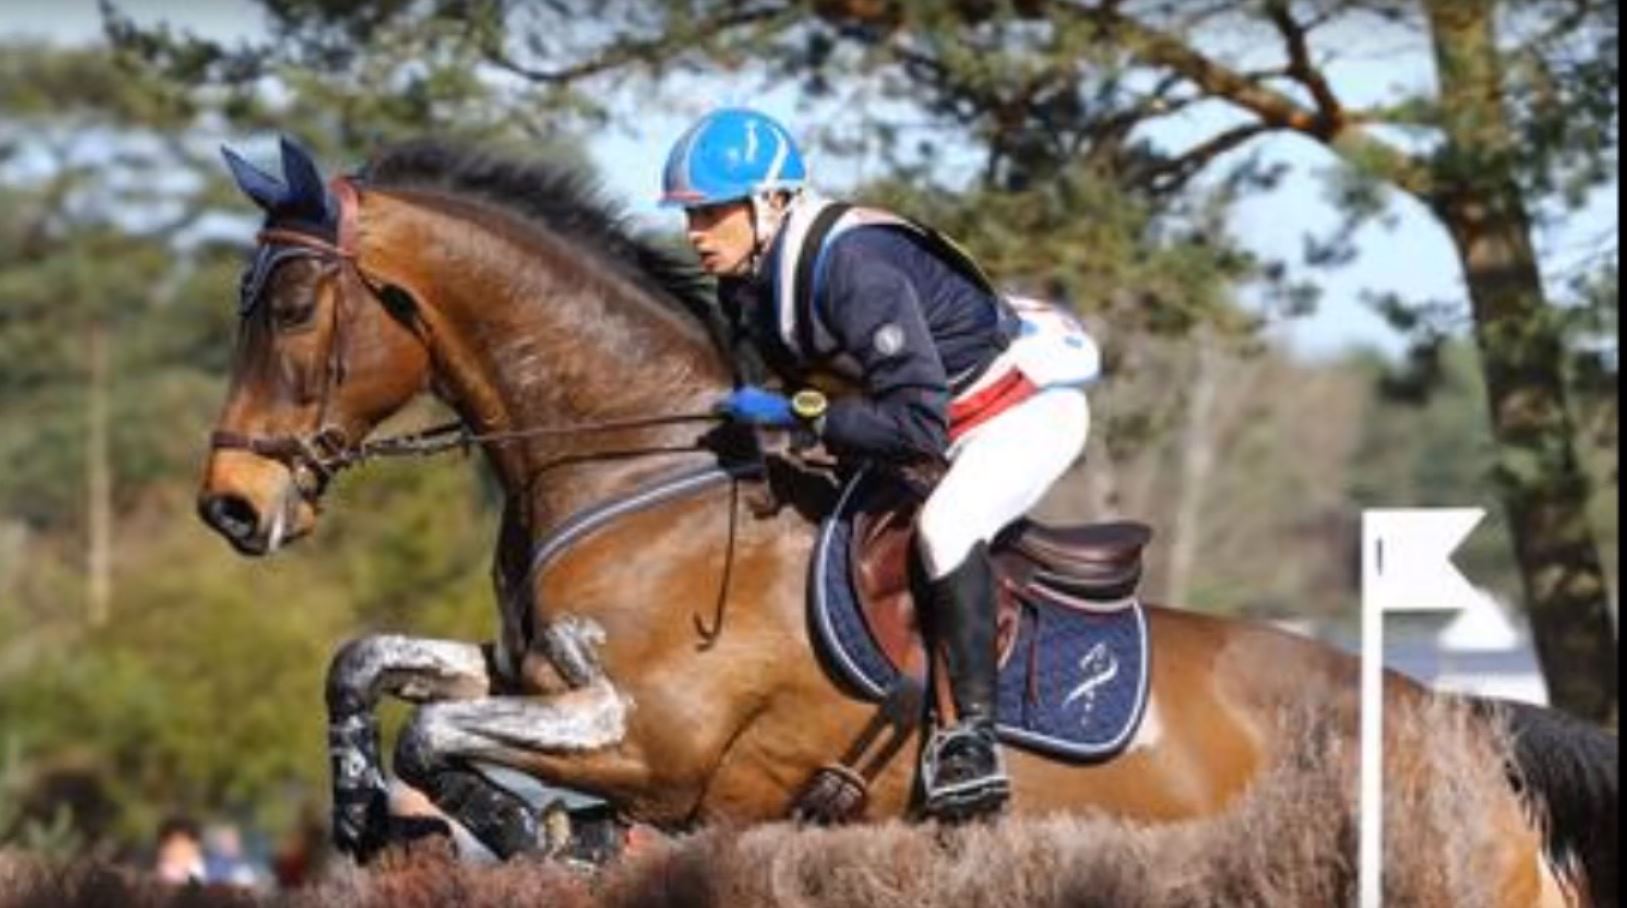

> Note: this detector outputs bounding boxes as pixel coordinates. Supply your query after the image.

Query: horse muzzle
[197,450,319,556]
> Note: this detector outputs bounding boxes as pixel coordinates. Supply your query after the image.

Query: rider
[660,108,1098,820]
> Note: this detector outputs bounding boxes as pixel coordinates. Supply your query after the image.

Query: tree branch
[1138,121,1281,195]
[1263,0,1344,130]
[479,3,791,85]
[1346,100,1439,129]
[884,38,1004,127]
[1056,1,1436,197]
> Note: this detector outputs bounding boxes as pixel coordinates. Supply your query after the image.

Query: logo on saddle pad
[1062,643,1120,720]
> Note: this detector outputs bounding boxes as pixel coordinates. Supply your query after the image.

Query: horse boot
[919,541,1010,821]
[394,732,541,860]
[416,768,541,859]
[328,712,392,861]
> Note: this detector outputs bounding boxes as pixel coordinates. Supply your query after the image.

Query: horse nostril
[200,493,260,541]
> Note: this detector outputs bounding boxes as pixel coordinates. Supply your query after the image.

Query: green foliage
[0,234,233,534]
[1344,333,1618,626]
[0,26,508,852]
[104,0,608,155]
[1501,2,1620,207]
[1347,342,1521,599]
[0,43,194,127]
[0,460,494,845]
[0,738,86,858]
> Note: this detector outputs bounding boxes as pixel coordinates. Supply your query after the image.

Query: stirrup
[919,724,1010,821]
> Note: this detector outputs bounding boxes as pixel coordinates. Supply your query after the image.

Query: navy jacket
[722,224,1015,463]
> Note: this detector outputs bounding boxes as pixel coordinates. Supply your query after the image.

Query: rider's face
[684,201,756,276]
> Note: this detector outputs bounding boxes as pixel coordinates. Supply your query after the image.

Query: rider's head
[660,107,807,277]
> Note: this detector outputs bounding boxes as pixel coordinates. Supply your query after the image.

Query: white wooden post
[1359,508,1483,907]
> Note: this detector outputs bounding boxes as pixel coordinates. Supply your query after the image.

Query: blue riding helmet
[660,108,808,208]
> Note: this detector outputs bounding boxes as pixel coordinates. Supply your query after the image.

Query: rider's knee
[916,500,980,580]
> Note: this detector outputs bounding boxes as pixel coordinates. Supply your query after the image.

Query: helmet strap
[747,189,797,275]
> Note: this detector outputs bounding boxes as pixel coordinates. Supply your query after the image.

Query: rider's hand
[716,386,797,427]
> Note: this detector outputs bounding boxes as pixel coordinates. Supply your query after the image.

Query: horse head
[198,138,432,555]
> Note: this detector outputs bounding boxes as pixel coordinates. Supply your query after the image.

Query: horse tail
[1467,695,1618,907]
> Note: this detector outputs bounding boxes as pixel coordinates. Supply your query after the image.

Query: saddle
[849,479,1151,682]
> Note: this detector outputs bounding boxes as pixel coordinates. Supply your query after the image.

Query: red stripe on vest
[948,369,1038,441]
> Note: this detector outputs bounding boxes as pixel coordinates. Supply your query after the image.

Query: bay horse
[196,138,1614,906]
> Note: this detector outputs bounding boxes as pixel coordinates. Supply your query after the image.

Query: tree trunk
[1166,331,1220,606]
[1425,0,1617,724]
[86,317,112,627]
[1079,431,1123,521]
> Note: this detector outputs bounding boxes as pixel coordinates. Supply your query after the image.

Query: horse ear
[278,135,334,225]
[221,145,288,212]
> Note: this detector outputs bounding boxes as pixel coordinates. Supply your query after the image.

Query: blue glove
[717,386,797,427]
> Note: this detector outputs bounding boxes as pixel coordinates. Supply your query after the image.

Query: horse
[195,137,1614,906]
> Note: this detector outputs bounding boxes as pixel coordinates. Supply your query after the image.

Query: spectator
[153,816,205,884]
[271,802,329,889]
[203,821,263,888]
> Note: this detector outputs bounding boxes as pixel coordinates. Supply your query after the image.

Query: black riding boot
[920,541,1010,820]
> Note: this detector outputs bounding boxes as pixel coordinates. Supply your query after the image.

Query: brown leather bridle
[209,176,725,504]
[209,177,378,502]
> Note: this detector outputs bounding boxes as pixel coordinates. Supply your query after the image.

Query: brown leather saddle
[849,480,1151,682]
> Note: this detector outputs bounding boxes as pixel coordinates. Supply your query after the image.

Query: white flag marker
[1359,508,1483,907]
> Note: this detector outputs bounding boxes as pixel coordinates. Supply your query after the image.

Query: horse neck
[357,189,730,525]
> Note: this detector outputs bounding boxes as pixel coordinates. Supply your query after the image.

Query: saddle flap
[850,502,927,678]
[849,495,1020,676]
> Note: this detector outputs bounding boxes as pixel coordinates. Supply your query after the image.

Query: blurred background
[0,0,1616,888]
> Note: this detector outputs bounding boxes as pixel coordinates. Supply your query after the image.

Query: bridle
[208,177,380,501]
[209,176,725,504]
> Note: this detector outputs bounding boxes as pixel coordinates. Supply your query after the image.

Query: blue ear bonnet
[222,136,341,315]
[235,243,324,316]
[221,135,339,238]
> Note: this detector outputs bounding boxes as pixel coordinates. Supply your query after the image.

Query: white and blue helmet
[660,108,808,208]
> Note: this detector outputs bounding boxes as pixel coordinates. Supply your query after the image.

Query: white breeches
[916,387,1091,579]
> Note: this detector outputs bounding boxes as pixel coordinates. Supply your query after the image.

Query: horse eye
[271,294,319,331]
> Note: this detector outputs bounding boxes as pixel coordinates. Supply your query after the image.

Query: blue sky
[10,0,1617,362]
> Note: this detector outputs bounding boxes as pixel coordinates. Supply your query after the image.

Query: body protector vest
[764,195,1101,396]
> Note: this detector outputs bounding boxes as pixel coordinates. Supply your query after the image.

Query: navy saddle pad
[809,471,1152,762]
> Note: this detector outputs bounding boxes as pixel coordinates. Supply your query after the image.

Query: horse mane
[359,138,730,363]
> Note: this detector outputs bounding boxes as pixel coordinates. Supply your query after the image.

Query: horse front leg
[324,634,491,860]
[390,680,636,860]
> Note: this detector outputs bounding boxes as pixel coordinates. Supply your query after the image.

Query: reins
[353,411,725,461]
